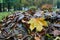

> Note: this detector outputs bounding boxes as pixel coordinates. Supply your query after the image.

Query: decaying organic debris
[0,9,60,40]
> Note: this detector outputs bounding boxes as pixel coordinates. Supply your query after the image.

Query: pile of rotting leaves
[0,9,60,40]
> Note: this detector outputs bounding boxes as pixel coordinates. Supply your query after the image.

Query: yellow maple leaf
[28,18,48,32]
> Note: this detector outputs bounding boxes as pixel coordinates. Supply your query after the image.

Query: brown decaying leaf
[34,36,41,40]
[52,30,60,36]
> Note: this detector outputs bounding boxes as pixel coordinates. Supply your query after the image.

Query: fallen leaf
[28,18,48,32]
[52,30,60,36]
[34,36,40,40]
